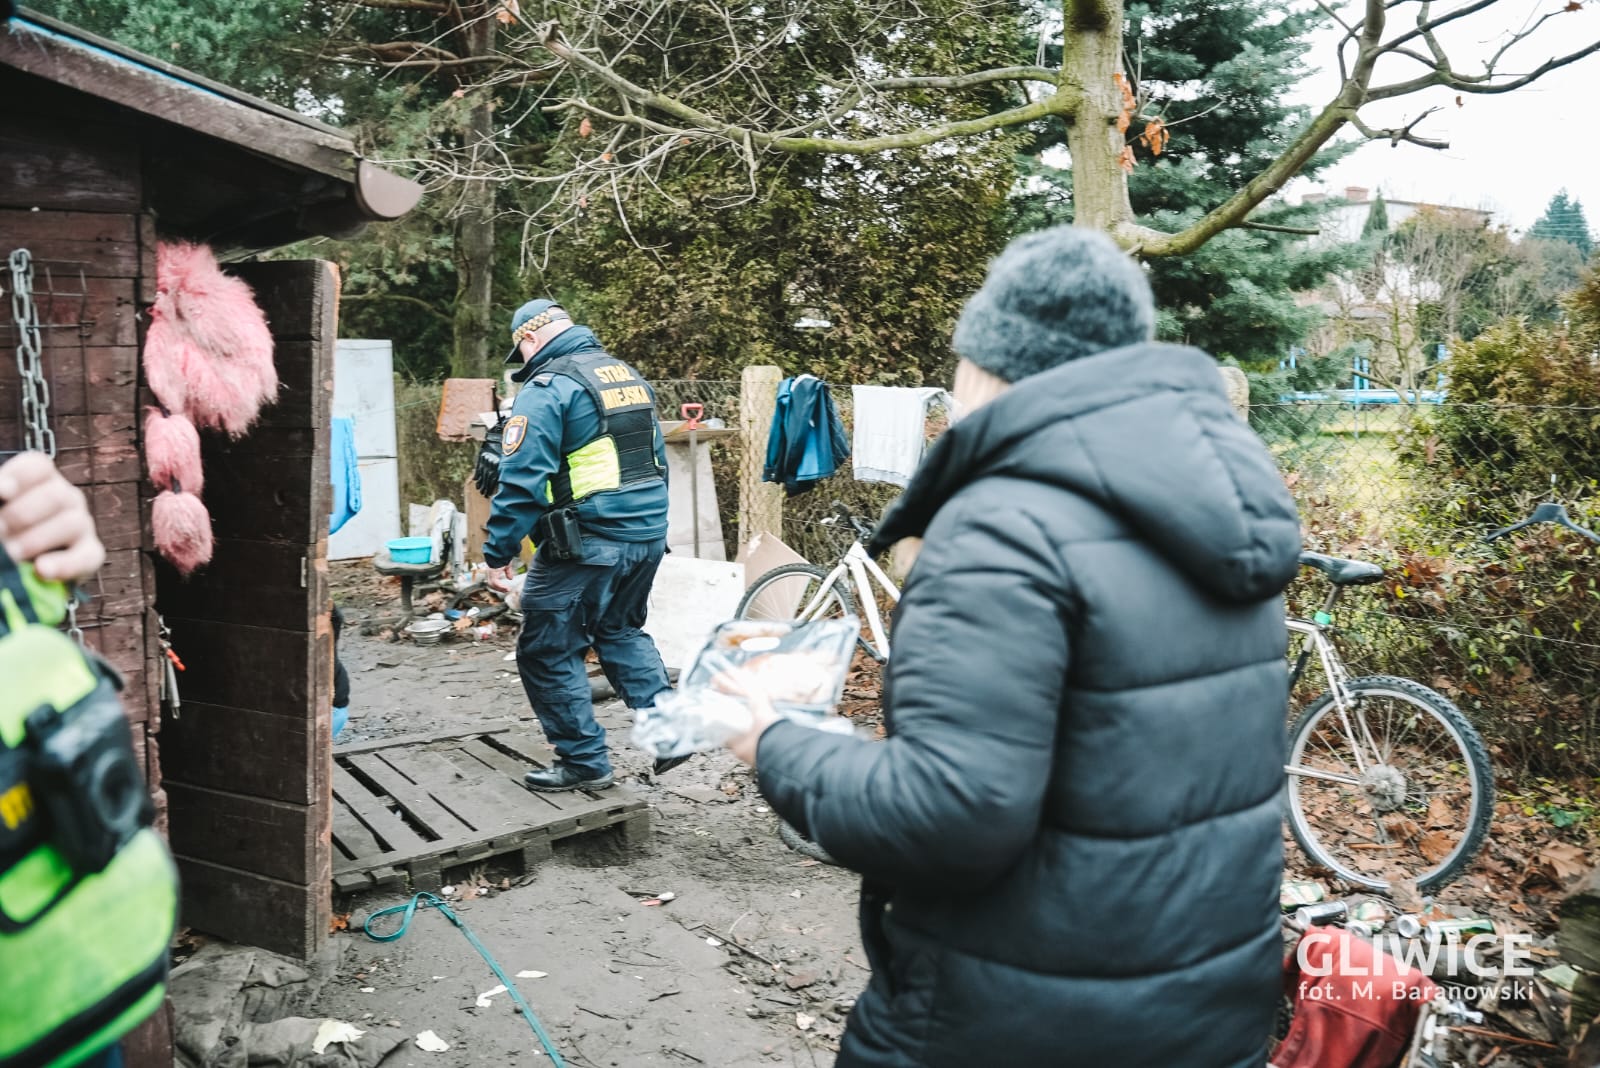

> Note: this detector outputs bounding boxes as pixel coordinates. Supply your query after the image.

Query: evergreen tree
[1362,195,1390,239]
[1528,190,1594,258]
[1014,0,1362,367]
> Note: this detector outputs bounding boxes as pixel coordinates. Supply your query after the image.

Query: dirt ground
[209,560,1592,1068]
[306,561,864,1067]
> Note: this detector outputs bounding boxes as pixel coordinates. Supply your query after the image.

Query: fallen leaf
[1426,797,1453,829]
[1418,830,1455,864]
[1388,874,1425,915]
[1565,1,1582,11]
[313,1021,364,1055]
[795,1012,815,1031]
[330,913,350,933]
[1539,841,1587,884]
[416,1030,450,1053]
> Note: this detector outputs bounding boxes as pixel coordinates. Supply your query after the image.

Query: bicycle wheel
[778,820,838,865]
[736,563,856,625]
[1285,675,1494,892]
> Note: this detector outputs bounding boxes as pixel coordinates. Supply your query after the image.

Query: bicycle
[737,502,896,863]
[1285,551,1494,892]
[740,523,1495,889]
[735,501,899,662]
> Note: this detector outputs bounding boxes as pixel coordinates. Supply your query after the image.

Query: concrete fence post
[739,364,784,550]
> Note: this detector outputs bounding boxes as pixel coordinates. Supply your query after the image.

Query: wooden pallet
[329,728,649,894]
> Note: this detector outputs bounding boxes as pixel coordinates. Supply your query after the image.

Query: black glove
[474,412,507,498]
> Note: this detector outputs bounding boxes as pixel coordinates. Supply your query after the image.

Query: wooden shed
[1,0,419,1005]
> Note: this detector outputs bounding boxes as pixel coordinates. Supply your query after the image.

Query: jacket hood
[873,343,1301,603]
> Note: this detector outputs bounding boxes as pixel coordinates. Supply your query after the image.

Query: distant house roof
[1,5,422,252]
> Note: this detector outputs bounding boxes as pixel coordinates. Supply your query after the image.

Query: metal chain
[9,249,56,458]
[8,249,83,647]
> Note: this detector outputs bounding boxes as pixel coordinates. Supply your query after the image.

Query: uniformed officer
[483,300,672,791]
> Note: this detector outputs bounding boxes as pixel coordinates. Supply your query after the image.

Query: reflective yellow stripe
[566,436,621,500]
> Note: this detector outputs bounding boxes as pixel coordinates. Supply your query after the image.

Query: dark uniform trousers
[516,534,671,776]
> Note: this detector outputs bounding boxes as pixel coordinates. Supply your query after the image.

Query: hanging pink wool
[152,490,214,576]
[158,241,278,430]
[142,407,203,496]
[142,301,192,415]
[177,334,272,437]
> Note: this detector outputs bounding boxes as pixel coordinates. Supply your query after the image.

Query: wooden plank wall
[156,260,336,960]
[0,89,171,1068]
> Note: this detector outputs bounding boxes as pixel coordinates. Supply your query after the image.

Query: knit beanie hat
[951,226,1156,383]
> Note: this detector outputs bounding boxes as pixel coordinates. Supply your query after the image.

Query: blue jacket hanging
[330,417,362,535]
[763,375,850,497]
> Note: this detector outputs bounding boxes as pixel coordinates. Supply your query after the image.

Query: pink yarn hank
[156,241,278,434]
[152,490,214,576]
[143,407,203,495]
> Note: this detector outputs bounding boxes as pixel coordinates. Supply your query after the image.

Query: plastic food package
[633,619,860,759]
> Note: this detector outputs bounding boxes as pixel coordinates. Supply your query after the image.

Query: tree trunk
[450,6,496,378]
[1061,0,1134,235]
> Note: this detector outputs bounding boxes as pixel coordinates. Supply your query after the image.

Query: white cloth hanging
[851,386,945,486]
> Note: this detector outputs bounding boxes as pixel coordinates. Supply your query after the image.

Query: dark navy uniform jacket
[483,370,669,569]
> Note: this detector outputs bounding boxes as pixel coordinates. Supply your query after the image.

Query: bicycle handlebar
[828,500,876,542]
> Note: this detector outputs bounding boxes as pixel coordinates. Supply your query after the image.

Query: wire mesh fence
[1257,401,1600,774]
[398,375,1599,773]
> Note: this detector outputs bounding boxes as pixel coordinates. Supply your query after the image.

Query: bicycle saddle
[1298,551,1385,586]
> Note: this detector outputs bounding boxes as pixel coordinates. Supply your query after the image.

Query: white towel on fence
[852,386,944,487]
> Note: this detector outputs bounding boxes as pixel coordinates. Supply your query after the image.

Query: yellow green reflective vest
[0,552,177,1068]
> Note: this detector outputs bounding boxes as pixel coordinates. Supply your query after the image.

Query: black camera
[24,680,154,874]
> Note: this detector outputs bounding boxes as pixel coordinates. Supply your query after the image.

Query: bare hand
[0,452,105,582]
[718,668,782,766]
[485,564,517,593]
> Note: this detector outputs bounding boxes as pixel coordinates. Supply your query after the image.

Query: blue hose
[365,892,566,1067]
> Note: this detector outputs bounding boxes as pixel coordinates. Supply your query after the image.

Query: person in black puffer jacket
[725,226,1302,1068]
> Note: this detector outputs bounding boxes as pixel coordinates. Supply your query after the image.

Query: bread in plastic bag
[633,618,860,759]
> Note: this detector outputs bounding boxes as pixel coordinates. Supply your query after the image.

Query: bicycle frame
[1285,594,1380,787]
[797,540,901,658]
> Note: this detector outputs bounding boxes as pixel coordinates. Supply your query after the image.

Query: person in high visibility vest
[1,452,174,1068]
[483,301,672,791]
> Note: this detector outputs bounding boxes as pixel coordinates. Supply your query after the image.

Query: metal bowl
[405,619,452,645]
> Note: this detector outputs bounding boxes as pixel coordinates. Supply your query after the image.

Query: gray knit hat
[952,226,1156,383]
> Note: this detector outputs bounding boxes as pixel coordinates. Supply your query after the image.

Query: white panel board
[332,340,398,457]
[665,441,726,561]
[329,459,401,560]
[642,556,745,672]
[328,339,402,559]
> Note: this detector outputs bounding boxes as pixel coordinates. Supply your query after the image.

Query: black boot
[651,755,692,777]
[523,764,614,792]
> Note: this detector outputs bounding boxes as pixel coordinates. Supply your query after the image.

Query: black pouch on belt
[534,507,583,562]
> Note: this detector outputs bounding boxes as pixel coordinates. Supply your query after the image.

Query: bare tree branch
[1242,221,1323,236]
[341,291,453,325]
[478,0,1598,260]
[1350,107,1449,149]
[340,0,450,11]
[849,66,1062,91]
[1369,38,1600,99]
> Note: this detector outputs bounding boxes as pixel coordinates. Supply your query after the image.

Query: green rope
[365,892,567,1066]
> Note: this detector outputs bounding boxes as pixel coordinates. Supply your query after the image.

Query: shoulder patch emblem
[502,415,529,455]
[531,373,554,386]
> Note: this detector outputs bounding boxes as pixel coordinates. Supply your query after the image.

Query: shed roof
[1,5,422,252]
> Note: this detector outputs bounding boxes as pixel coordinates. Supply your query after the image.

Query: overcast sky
[1284,9,1600,232]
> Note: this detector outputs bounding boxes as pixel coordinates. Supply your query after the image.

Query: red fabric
[1271,929,1439,1068]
